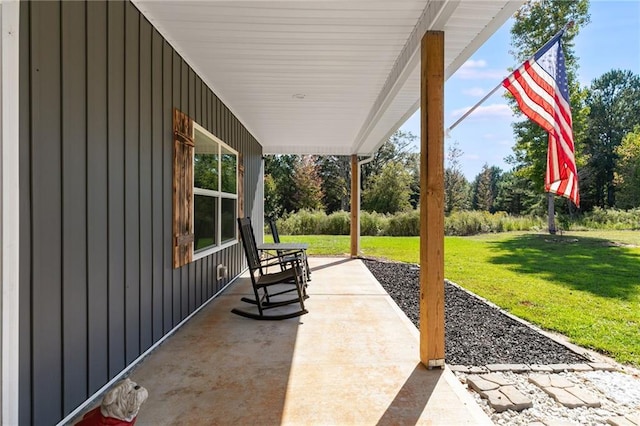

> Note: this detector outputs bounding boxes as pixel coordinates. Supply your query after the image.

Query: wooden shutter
[173,108,195,268]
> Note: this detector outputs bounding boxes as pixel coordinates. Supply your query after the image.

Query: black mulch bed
[363,259,589,366]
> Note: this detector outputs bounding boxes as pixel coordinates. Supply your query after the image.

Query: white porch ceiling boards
[134,1,523,156]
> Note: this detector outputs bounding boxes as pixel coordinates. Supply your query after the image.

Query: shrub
[574,208,640,230]
[444,210,544,236]
[385,210,420,236]
[321,211,351,235]
[269,208,640,237]
[360,211,388,236]
[276,209,325,235]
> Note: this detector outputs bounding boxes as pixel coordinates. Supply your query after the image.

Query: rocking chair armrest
[258,256,302,270]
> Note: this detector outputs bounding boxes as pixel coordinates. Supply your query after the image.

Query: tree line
[265,0,640,220]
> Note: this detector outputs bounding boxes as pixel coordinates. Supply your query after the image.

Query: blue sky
[399,0,640,180]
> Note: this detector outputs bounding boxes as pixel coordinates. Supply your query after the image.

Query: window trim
[192,122,239,261]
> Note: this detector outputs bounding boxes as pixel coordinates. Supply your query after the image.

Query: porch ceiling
[133,0,523,156]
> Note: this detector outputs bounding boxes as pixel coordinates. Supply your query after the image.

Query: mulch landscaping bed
[363,258,589,366]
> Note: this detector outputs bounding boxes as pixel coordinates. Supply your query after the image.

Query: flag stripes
[502,31,579,207]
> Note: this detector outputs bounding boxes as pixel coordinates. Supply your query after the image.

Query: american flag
[502,30,580,207]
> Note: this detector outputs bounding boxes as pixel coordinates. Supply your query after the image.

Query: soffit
[134,1,523,155]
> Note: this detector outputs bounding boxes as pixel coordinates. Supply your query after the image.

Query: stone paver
[547,363,572,372]
[461,362,624,417]
[482,389,513,412]
[499,385,533,411]
[588,362,618,371]
[466,375,499,393]
[569,363,594,372]
[448,365,471,373]
[549,375,576,389]
[486,363,530,372]
[529,374,553,387]
[530,364,554,372]
[481,373,514,387]
[467,373,532,412]
[565,386,601,407]
[542,386,585,408]
[529,373,573,389]
[529,373,601,409]
[608,415,640,426]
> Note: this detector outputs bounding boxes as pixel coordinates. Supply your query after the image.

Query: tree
[361,130,417,189]
[265,154,298,214]
[444,141,471,213]
[264,173,282,219]
[292,156,325,211]
[472,164,502,212]
[614,126,640,209]
[316,155,350,213]
[494,170,539,215]
[507,0,590,228]
[581,70,640,208]
[362,161,412,214]
[405,152,421,209]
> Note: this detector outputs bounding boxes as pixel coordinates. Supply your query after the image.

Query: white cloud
[462,87,487,97]
[456,59,506,80]
[450,103,513,120]
[463,59,487,68]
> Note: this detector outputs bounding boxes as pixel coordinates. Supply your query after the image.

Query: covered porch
[128,257,491,425]
[0,1,525,424]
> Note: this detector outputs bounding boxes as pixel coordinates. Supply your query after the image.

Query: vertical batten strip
[61,0,88,412]
[30,1,63,421]
[86,0,109,395]
[18,1,32,423]
[139,15,153,353]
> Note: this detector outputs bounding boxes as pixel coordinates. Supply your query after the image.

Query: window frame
[192,122,239,261]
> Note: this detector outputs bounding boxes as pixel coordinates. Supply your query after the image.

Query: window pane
[194,194,217,251]
[221,198,236,243]
[221,146,237,194]
[194,128,218,191]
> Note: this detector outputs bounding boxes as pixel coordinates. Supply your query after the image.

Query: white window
[193,123,238,259]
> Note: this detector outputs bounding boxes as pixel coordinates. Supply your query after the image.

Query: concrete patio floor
[129,257,491,425]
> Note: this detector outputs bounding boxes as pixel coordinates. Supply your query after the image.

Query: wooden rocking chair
[268,218,311,281]
[232,217,308,320]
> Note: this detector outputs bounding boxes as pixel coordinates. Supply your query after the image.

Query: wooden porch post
[350,154,359,257]
[419,31,445,368]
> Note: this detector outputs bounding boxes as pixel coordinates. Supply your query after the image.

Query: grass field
[276,231,640,366]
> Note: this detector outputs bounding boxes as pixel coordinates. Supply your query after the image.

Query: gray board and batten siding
[19,1,264,423]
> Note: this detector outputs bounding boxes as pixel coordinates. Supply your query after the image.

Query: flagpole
[445,22,573,135]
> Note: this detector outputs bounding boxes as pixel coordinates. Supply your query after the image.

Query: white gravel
[455,369,640,425]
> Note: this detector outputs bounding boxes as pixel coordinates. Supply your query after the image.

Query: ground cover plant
[275,231,640,366]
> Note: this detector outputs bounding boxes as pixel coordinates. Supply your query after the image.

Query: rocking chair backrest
[237,217,262,273]
[268,218,281,243]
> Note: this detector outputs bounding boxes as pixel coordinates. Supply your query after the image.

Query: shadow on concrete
[376,363,441,426]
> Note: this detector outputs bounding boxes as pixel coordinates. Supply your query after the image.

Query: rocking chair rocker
[232,217,308,320]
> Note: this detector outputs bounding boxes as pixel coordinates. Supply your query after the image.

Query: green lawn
[278,231,640,366]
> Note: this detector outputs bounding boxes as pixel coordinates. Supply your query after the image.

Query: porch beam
[350,154,358,257]
[419,31,445,368]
